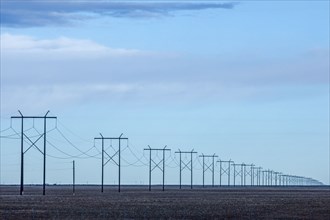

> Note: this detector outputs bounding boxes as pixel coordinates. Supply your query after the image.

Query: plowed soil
[1,185,329,219]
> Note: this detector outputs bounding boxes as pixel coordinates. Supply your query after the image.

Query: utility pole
[243,164,254,186]
[144,146,171,191]
[278,173,283,186]
[258,167,263,186]
[274,172,280,186]
[254,167,262,186]
[217,160,232,186]
[269,170,273,186]
[252,166,258,186]
[232,163,244,186]
[267,170,272,186]
[94,133,128,193]
[175,149,197,189]
[73,160,75,195]
[199,154,218,187]
[252,166,260,186]
[262,170,266,186]
[242,163,245,186]
[233,163,236,186]
[250,164,254,186]
[11,110,57,195]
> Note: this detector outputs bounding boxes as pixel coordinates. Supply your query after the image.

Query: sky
[0,0,329,186]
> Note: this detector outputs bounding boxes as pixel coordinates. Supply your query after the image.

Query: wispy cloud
[1,1,238,27]
[2,33,328,85]
[1,33,143,56]
[1,33,328,113]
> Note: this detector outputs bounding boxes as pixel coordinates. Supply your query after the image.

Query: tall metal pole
[118,133,123,192]
[279,174,282,186]
[219,161,222,187]
[257,168,259,186]
[278,175,281,186]
[19,111,24,195]
[251,165,254,186]
[228,161,231,186]
[202,156,205,188]
[179,151,182,189]
[73,160,75,195]
[43,111,49,195]
[212,156,215,187]
[190,152,193,189]
[274,172,277,186]
[149,147,151,191]
[258,168,261,186]
[255,168,258,186]
[243,165,245,186]
[286,175,288,186]
[162,147,165,191]
[101,134,104,193]
[233,164,236,186]
[262,171,264,186]
[241,165,244,186]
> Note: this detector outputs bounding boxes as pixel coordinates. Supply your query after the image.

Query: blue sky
[0,1,329,185]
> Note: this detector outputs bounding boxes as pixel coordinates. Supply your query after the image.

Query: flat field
[1,185,329,219]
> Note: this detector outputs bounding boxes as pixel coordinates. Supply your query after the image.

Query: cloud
[1,33,328,113]
[1,83,141,112]
[2,33,328,86]
[0,33,143,56]
[1,1,238,27]
[0,81,273,113]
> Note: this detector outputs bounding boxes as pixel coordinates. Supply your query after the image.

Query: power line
[31,125,101,159]
[47,140,101,159]
[126,141,149,166]
[55,127,101,158]
[0,126,13,133]
[2,111,324,191]
[56,119,94,144]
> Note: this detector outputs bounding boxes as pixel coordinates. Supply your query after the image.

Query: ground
[1,185,329,219]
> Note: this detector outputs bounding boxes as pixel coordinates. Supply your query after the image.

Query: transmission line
[55,127,101,158]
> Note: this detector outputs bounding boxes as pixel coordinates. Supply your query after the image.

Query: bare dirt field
[1,185,329,219]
